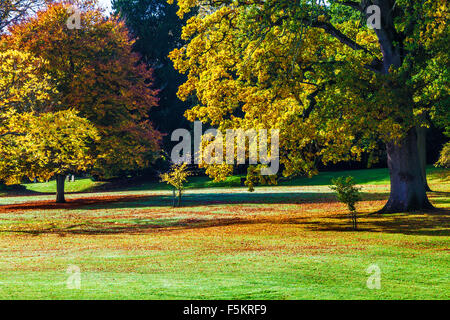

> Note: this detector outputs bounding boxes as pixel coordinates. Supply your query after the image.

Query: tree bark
[380,128,434,213]
[416,126,432,191]
[172,189,176,207]
[56,174,66,203]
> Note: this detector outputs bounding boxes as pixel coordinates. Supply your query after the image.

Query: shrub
[436,142,450,168]
[330,176,362,230]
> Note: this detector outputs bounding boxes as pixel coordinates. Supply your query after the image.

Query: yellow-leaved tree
[0,110,99,203]
[1,1,162,180]
[160,163,191,207]
[0,49,99,203]
[169,0,449,213]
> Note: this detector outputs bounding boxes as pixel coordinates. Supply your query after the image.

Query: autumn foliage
[1,1,161,178]
[168,0,448,212]
[0,1,162,202]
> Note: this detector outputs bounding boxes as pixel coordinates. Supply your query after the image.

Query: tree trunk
[380,128,434,213]
[416,126,432,191]
[172,189,176,207]
[56,174,66,203]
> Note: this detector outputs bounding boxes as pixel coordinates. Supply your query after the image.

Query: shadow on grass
[0,184,47,197]
[0,194,153,212]
[296,209,450,236]
[0,191,390,212]
[1,189,448,237]
[5,209,448,237]
[3,208,448,238]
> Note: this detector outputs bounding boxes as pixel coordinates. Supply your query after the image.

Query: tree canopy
[0,109,99,185]
[1,2,162,178]
[112,0,194,148]
[169,0,449,212]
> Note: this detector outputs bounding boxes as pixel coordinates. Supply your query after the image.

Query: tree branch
[0,132,26,138]
[311,20,369,54]
[336,1,363,12]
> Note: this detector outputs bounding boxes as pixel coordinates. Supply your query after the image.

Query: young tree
[169,0,449,213]
[330,176,362,230]
[436,142,450,168]
[1,1,162,183]
[160,163,191,207]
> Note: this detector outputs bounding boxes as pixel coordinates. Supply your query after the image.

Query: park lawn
[17,165,449,195]
[0,168,448,299]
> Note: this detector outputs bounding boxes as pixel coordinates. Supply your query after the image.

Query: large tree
[0,1,162,200]
[169,0,449,213]
[0,49,99,203]
[0,110,99,203]
[1,1,162,180]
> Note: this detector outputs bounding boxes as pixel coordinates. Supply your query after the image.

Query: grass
[20,178,106,194]
[0,167,448,299]
[16,165,449,195]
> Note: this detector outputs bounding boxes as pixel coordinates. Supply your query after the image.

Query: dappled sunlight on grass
[0,169,448,299]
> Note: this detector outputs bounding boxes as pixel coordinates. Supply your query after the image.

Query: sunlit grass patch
[0,168,448,299]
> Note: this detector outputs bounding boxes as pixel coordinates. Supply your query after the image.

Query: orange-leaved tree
[1,0,162,201]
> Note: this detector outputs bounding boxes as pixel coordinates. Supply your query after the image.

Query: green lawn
[16,165,449,195]
[0,167,448,299]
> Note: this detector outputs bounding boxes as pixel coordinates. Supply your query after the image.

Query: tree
[0,110,99,203]
[0,0,49,33]
[0,49,50,190]
[1,1,162,183]
[330,176,362,230]
[0,50,99,202]
[160,163,191,207]
[169,0,449,213]
[112,0,194,149]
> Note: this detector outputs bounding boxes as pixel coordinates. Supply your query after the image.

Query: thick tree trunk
[56,174,66,203]
[380,128,434,213]
[416,126,432,191]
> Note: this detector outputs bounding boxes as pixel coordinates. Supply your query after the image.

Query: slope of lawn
[16,166,449,195]
[0,167,448,299]
[20,178,106,194]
